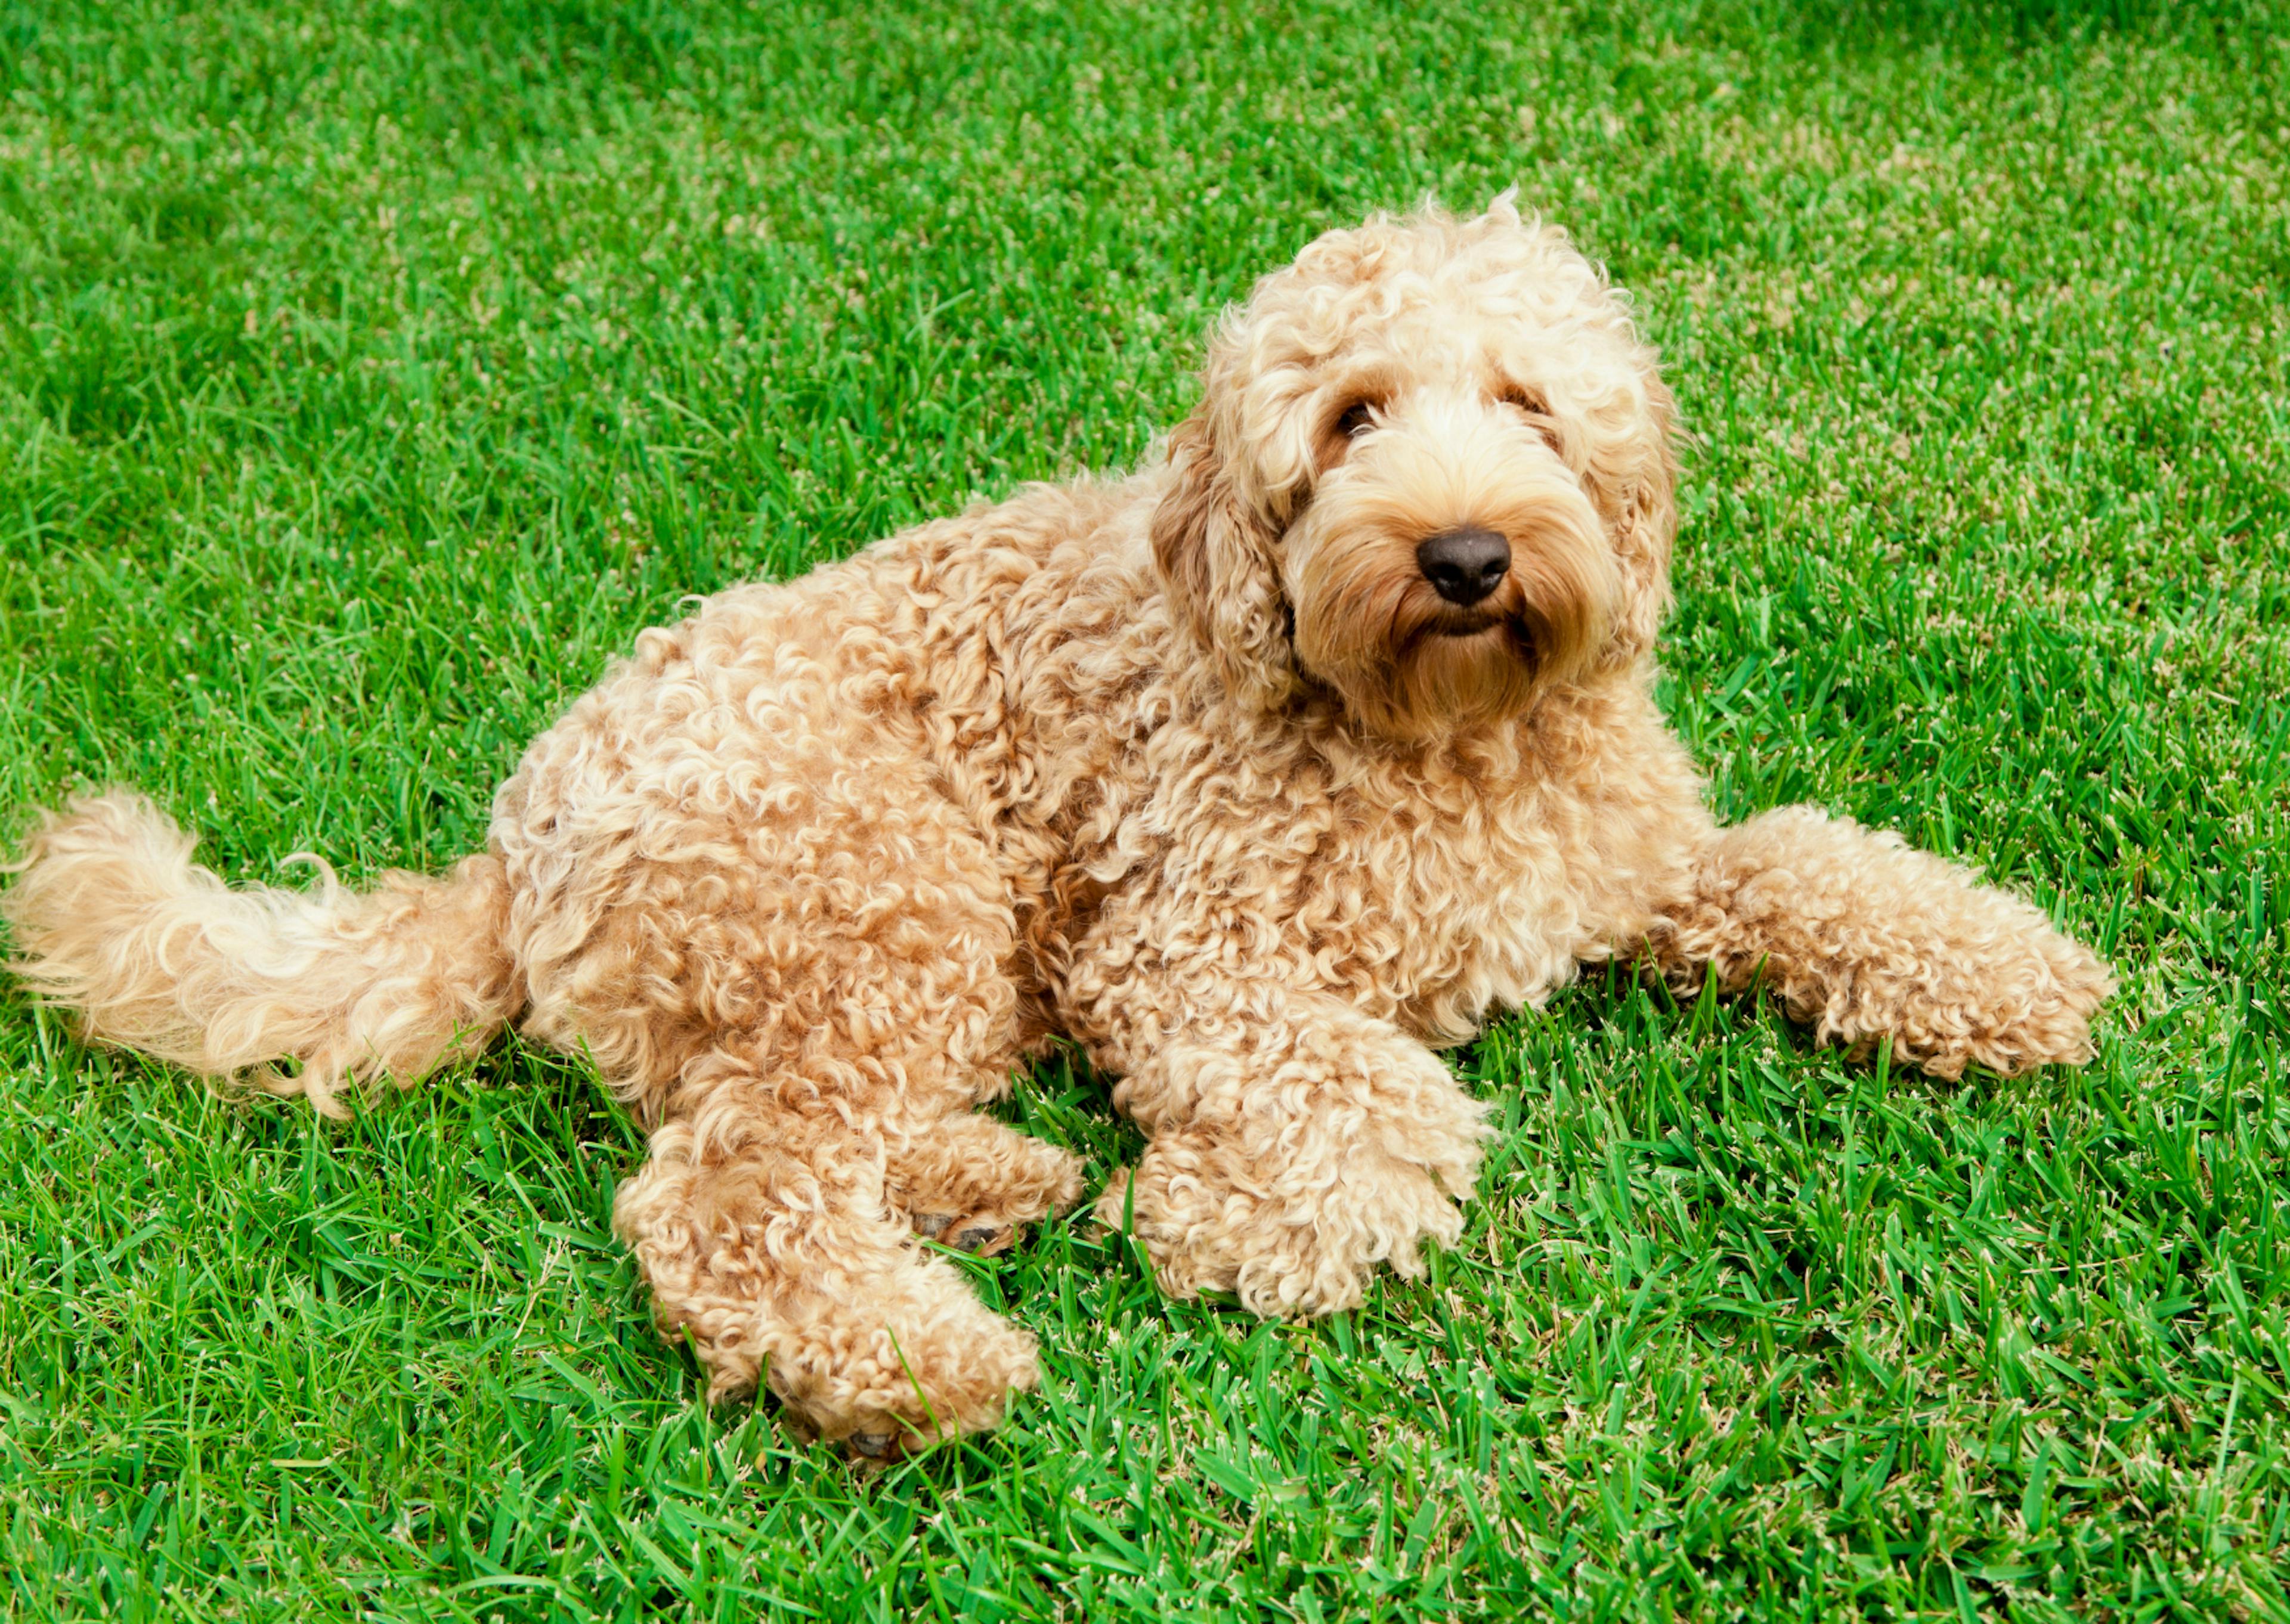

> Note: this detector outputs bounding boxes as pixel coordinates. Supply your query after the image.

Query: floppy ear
[1600,379,1680,669]
[1151,411,1299,711]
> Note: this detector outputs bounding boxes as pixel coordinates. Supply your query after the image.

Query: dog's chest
[1071,723,1674,1046]
[1293,776,1629,1039]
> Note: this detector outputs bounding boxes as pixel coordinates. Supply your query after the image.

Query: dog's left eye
[1500,388,1565,453]
[1335,402,1375,437]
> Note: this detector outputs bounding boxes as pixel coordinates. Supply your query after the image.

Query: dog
[3,197,2112,1458]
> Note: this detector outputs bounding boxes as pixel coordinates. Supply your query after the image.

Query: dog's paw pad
[909,1210,1020,1254]
[952,1223,1013,1256]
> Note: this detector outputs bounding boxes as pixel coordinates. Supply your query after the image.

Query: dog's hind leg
[615,1115,1041,1456]
[886,1113,1084,1256]
[1645,805,2112,1078]
[505,720,1062,1451]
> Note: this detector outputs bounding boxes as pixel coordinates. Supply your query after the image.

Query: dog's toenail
[914,1213,951,1238]
[954,1225,1009,1253]
[849,1431,895,1458]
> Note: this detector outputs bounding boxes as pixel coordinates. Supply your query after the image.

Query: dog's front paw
[1097,1129,1469,1318]
[1852,919,2116,1081]
[1967,932,2115,1077]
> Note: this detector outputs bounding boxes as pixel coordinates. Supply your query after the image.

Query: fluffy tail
[2,791,522,1117]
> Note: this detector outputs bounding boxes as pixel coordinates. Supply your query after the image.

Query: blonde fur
[5,793,515,1118]
[2,199,2110,1456]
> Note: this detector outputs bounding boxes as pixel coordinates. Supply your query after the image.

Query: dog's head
[1153,197,1678,740]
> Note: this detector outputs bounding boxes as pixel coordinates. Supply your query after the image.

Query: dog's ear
[1601,378,1680,668]
[1152,411,1299,711]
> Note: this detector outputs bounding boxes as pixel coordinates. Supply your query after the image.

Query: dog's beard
[1286,479,1622,741]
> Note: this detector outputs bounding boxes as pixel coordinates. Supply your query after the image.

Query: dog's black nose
[1416,527,1511,606]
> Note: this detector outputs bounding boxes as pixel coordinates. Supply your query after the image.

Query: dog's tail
[2,791,522,1117]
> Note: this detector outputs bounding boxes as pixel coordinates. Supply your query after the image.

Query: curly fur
[2,197,2110,1456]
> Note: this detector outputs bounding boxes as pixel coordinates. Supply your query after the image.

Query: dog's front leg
[1093,990,1490,1316]
[1646,805,2112,1078]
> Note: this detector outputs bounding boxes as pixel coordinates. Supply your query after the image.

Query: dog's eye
[1319,399,1384,469]
[1500,387,1565,454]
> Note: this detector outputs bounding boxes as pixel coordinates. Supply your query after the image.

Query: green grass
[1,0,2286,1617]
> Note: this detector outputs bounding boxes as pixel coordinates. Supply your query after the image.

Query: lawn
[1,0,2285,1617]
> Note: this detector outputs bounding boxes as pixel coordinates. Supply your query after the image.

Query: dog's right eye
[1335,402,1375,437]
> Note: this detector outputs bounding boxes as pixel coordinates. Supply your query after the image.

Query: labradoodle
[3,198,2112,1457]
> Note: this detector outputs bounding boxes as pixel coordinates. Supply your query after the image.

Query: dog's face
[1153,199,1678,740]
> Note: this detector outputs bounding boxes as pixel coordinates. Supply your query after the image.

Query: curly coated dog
[4,198,2112,1457]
